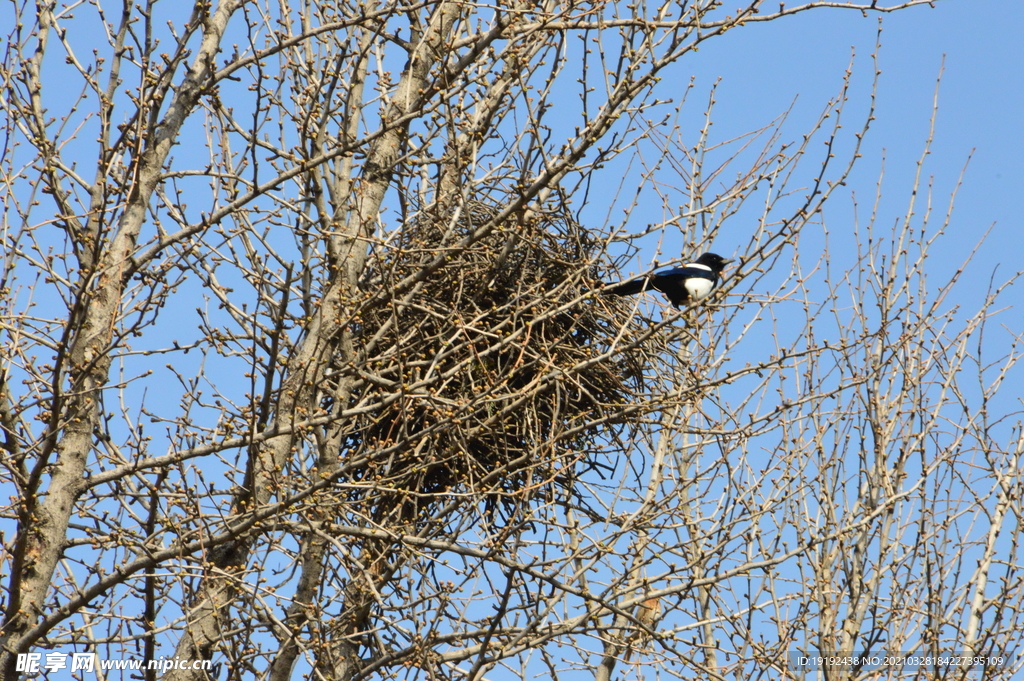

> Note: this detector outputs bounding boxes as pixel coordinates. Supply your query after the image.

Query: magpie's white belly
[685,278,715,300]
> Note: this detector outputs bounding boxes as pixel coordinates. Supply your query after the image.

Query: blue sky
[693,0,1022,273]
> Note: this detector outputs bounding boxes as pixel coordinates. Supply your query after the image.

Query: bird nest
[334,198,647,526]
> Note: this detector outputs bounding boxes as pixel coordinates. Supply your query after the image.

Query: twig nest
[333,197,646,526]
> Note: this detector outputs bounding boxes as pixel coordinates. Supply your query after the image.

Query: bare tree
[2,1,1021,681]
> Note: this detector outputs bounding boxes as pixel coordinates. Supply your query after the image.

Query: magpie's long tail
[602,278,651,297]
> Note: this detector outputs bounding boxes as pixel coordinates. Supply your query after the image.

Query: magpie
[602,252,733,308]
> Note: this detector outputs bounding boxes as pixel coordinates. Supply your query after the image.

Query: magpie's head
[695,252,733,274]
